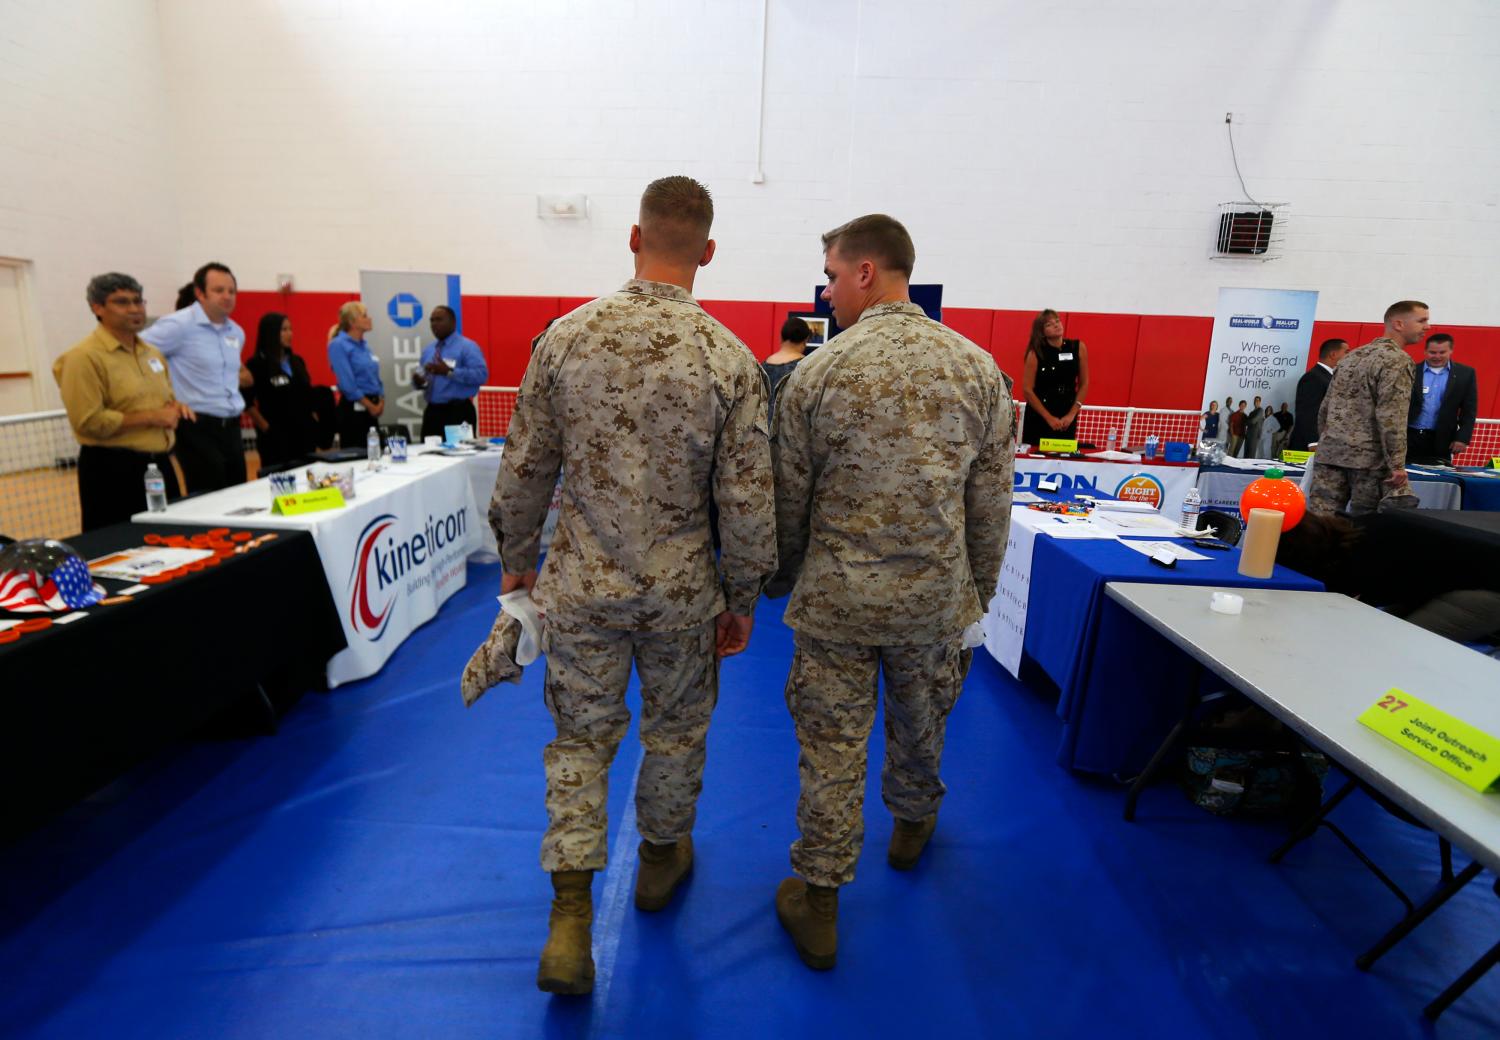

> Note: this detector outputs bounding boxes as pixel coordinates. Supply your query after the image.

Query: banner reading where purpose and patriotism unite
[1203,287,1319,420]
[360,271,464,435]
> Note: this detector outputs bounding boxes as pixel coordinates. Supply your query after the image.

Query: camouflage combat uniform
[492,278,777,873]
[1310,337,1415,515]
[771,300,1014,888]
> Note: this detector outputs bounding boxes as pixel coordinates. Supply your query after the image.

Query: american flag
[0,555,105,613]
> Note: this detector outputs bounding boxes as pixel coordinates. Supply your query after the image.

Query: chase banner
[1203,287,1319,421]
[360,270,464,434]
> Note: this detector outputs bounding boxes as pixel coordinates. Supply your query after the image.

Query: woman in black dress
[1020,309,1090,447]
[247,312,316,469]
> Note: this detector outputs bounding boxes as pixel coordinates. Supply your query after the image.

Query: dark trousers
[420,398,478,440]
[174,414,247,494]
[77,445,182,533]
[337,398,379,450]
[1406,427,1447,465]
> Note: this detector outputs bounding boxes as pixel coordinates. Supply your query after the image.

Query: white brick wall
[6,0,1500,396]
[0,0,184,409]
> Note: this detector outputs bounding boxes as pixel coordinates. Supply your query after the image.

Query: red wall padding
[1062,313,1140,406]
[232,291,1498,416]
[1131,316,1215,409]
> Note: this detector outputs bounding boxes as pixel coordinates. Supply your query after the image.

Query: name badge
[369,351,379,364]
[270,374,290,387]
[226,338,240,351]
[1058,353,1074,360]
[147,357,165,373]
[1422,386,1430,394]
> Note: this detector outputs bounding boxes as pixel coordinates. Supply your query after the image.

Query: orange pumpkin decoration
[1239,468,1305,531]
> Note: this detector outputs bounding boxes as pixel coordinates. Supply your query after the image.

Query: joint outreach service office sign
[1202,287,1319,415]
[360,270,464,434]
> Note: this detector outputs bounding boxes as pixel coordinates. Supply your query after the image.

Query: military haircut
[821,214,915,278]
[638,176,714,261]
[1383,299,1428,323]
[1318,338,1348,360]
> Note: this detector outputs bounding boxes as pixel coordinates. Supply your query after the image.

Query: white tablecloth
[1014,455,1200,515]
[133,451,483,686]
[1195,463,1464,516]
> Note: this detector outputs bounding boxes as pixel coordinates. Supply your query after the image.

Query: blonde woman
[327,301,383,448]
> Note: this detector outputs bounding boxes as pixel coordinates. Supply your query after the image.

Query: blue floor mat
[2,561,1496,1039]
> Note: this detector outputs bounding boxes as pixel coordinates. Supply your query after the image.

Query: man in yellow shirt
[53,273,195,531]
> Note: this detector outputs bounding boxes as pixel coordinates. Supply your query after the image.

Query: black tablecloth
[3,523,346,836]
[1380,509,1500,593]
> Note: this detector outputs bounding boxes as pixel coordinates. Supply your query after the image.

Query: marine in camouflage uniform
[1310,335,1417,516]
[493,276,777,876]
[772,258,1014,898]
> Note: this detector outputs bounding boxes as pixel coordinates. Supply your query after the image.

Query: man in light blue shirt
[412,305,488,439]
[142,261,250,492]
[1406,332,1479,464]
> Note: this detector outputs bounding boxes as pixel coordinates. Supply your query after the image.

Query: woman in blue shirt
[327,301,383,449]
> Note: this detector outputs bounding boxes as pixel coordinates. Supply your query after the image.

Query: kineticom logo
[388,292,424,328]
[348,507,470,641]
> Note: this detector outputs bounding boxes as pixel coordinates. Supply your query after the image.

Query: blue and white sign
[1204,286,1318,424]
[360,271,464,432]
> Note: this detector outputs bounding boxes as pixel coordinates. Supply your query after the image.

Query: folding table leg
[1357,860,1483,970]
[1424,932,1500,1020]
[1268,777,1357,863]
[1122,664,1203,823]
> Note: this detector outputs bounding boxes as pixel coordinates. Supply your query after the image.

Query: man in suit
[1407,332,1479,465]
[1289,338,1349,451]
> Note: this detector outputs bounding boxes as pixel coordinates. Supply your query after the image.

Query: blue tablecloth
[1023,534,1323,776]
[1451,468,1500,511]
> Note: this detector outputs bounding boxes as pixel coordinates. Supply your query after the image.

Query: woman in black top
[1020,309,1090,447]
[762,316,812,424]
[247,312,316,468]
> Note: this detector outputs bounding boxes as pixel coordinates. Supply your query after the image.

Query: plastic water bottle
[390,432,407,463]
[144,462,167,512]
[1180,486,1201,531]
[366,425,380,466]
[1107,427,1118,453]
[1145,434,1159,460]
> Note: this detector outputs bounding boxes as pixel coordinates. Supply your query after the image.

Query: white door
[0,260,41,417]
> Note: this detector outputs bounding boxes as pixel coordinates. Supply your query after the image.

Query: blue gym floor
[2,561,1496,1039]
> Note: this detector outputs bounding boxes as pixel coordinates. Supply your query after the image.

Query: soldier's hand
[1384,468,1409,488]
[501,569,537,596]
[715,611,753,658]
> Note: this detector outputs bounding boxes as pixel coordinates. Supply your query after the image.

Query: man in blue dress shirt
[141,262,251,492]
[1406,332,1479,465]
[412,305,489,439]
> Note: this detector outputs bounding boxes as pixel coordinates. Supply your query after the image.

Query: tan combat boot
[775,877,838,970]
[537,870,594,995]
[635,836,694,911]
[887,813,937,871]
